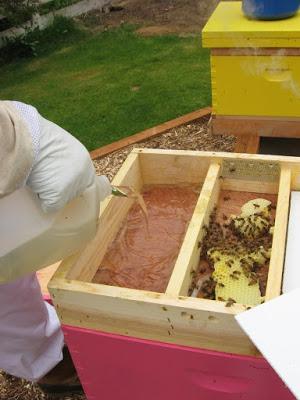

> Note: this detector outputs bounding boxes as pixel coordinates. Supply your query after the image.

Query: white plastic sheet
[236,289,300,399]
[283,191,300,293]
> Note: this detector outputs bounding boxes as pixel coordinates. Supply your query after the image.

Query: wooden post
[234,135,260,154]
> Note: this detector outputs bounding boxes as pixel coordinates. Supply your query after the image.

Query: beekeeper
[0,100,112,393]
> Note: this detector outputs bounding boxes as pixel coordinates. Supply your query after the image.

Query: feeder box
[48,149,300,357]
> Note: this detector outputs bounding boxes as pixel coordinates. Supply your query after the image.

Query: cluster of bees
[230,199,274,239]
[192,198,275,306]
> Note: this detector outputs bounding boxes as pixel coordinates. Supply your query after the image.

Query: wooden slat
[166,162,221,296]
[133,148,300,164]
[212,115,300,138]
[138,150,214,185]
[265,166,291,301]
[234,135,260,154]
[136,148,300,191]
[67,153,143,281]
[222,179,279,194]
[90,108,212,160]
[48,278,257,356]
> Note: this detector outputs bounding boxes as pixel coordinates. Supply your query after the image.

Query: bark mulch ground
[0,116,235,400]
[0,370,86,400]
[94,115,235,179]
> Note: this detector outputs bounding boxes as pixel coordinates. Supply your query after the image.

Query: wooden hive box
[48,149,300,357]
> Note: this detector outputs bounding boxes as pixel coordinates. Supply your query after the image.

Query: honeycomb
[209,247,270,306]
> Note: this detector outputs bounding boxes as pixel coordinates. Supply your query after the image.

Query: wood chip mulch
[93,116,236,179]
[0,115,235,400]
[0,370,86,400]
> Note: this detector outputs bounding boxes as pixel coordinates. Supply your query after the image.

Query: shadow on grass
[0,16,87,66]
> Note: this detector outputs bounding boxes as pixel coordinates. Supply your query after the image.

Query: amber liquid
[93,185,199,292]
[115,186,148,218]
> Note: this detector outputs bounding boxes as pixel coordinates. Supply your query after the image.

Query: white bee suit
[0,274,64,381]
[0,101,111,380]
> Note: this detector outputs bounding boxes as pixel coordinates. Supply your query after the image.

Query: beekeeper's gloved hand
[0,100,112,212]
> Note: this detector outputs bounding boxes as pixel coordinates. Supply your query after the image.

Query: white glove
[96,175,113,202]
[27,114,112,213]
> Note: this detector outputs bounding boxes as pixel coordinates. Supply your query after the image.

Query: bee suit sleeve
[0,100,111,210]
[0,101,33,197]
[0,100,111,381]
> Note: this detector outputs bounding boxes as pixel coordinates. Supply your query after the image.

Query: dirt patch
[136,25,182,36]
[80,0,237,35]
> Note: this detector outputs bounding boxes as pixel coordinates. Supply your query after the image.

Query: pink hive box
[48,149,299,399]
[62,325,293,400]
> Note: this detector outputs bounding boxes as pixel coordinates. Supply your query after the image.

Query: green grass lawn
[0,21,211,151]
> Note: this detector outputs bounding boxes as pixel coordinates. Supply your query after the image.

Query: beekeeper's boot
[37,346,83,394]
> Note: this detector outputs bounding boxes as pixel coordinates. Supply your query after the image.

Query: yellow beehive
[202,1,300,137]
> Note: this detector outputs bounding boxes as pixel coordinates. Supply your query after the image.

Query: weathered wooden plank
[234,135,260,154]
[212,115,300,138]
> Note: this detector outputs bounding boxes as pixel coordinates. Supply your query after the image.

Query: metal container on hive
[242,0,300,20]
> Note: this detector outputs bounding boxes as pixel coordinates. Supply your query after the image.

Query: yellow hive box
[202,1,300,137]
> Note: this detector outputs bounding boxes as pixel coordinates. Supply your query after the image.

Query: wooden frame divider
[166,162,221,296]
